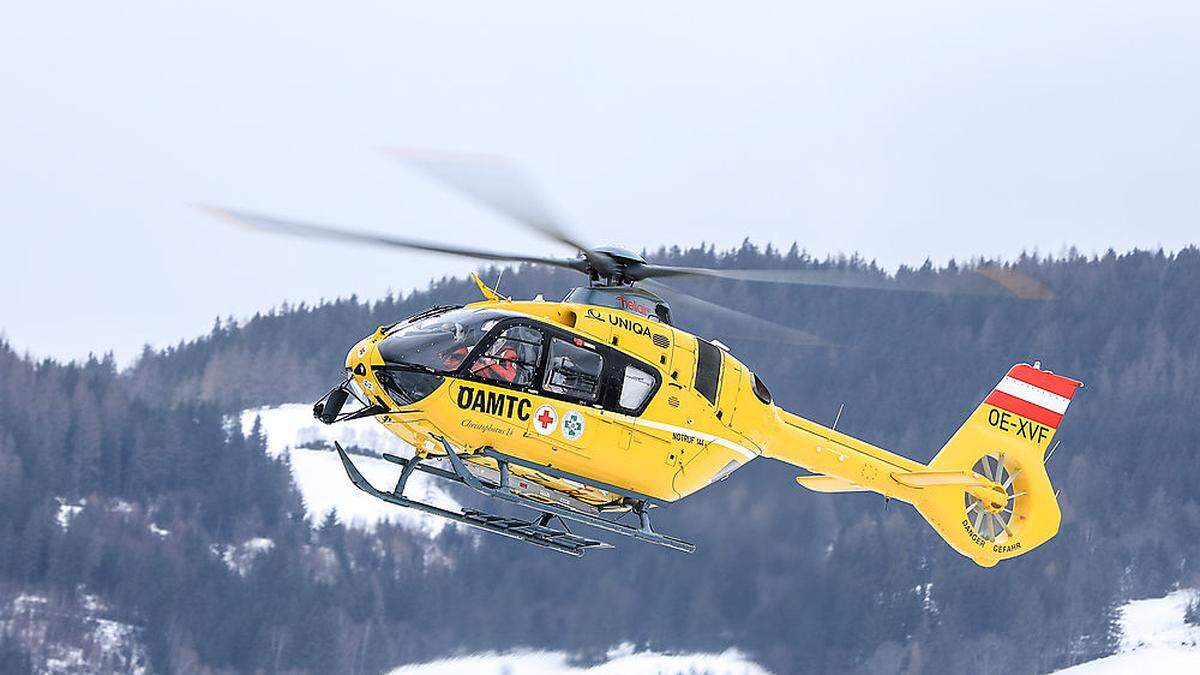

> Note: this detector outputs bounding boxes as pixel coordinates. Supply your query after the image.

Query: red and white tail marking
[984,364,1082,429]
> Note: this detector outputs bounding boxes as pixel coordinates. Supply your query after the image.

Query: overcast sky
[2,1,1197,364]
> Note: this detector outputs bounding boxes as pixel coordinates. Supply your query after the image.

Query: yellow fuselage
[346,299,923,505]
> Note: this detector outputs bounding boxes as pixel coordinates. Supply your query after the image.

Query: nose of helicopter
[342,330,448,408]
[345,333,381,371]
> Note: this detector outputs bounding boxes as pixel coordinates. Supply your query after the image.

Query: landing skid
[334,439,696,556]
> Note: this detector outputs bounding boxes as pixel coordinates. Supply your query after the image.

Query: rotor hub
[964,452,1019,542]
[980,487,1008,514]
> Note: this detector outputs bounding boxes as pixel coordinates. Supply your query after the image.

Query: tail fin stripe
[1007,364,1082,399]
[984,390,1064,428]
[994,376,1071,414]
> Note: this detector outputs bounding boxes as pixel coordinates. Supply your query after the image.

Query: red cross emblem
[533,405,557,435]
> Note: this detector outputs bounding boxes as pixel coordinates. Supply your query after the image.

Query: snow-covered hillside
[0,592,149,674]
[240,404,463,536]
[386,643,771,675]
[241,403,400,459]
[1055,589,1199,673]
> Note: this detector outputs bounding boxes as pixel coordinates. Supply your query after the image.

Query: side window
[544,338,603,401]
[694,340,722,405]
[619,365,656,410]
[751,372,773,404]
[469,325,543,387]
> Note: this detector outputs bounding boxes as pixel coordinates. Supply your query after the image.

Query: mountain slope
[1056,590,1200,673]
[2,244,1199,673]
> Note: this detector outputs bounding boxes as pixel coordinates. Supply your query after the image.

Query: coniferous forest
[2,244,1199,674]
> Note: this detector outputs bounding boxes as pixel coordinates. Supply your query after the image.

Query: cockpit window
[377,308,510,373]
[469,325,543,387]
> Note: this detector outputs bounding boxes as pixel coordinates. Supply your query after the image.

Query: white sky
[2,1,1198,364]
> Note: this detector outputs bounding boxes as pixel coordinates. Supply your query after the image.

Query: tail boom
[764,363,1081,567]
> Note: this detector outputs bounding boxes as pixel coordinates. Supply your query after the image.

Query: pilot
[475,343,521,383]
[441,344,471,370]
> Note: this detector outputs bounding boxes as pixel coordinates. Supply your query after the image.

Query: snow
[1055,589,1200,674]
[241,403,402,459]
[246,536,274,552]
[915,582,937,615]
[80,594,105,614]
[287,447,459,536]
[239,404,464,536]
[1116,590,1200,652]
[211,537,276,576]
[55,497,85,530]
[2,591,149,675]
[1057,651,1200,674]
[387,643,771,675]
[12,594,48,612]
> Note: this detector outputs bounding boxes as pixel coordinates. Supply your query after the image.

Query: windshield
[377,308,512,373]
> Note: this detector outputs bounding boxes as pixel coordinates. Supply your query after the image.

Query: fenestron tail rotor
[965,453,1019,542]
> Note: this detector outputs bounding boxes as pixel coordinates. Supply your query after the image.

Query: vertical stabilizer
[915,363,1082,566]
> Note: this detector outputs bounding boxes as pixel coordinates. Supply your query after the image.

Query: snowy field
[240,404,462,536]
[384,589,1200,675]
[240,403,403,459]
[386,644,771,675]
[1055,589,1200,673]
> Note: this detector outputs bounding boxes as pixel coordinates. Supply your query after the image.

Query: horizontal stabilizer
[795,475,866,493]
[891,470,992,489]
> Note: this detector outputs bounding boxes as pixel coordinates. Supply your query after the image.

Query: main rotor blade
[630,263,1055,300]
[196,205,587,271]
[640,279,833,348]
[383,149,615,274]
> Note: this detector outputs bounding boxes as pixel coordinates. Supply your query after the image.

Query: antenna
[494,269,505,297]
[832,403,845,431]
[1045,440,1061,464]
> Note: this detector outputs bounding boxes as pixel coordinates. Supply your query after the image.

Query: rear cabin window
[544,338,604,402]
[694,340,722,405]
[619,365,656,410]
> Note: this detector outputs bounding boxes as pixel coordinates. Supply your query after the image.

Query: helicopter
[203,151,1080,567]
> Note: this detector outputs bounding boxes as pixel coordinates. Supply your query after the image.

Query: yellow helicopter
[204,151,1080,567]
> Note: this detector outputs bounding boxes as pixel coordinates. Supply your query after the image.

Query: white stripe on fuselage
[994,376,1071,414]
[622,417,759,461]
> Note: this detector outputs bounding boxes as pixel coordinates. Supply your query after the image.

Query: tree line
[2,243,1199,673]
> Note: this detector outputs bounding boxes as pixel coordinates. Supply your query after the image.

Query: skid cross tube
[435,437,696,553]
[334,443,609,557]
